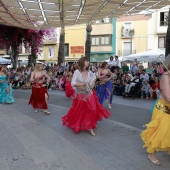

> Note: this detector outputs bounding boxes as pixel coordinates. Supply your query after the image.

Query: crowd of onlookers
[4,56,164,100]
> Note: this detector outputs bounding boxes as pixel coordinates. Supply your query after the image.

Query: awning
[0,0,169,30]
[90,53,111,62]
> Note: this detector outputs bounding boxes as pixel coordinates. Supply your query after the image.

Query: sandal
[44,110,51,115]
[148,154,161,165]
[34,110,38,113]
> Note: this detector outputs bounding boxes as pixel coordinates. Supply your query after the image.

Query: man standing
[107,56,116,73]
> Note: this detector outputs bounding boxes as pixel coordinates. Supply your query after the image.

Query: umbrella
[0,57,11,64]
[122,49,165,62]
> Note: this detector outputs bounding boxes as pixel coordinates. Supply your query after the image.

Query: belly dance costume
[0,74,15,104]
[62,70,111,133]
[141,98,170,154]
[96,72,113,105]
[65,74,75,98]
[28,73,49,109]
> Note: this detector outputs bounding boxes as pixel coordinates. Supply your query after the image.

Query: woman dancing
[140,55,170,165]
[65,65,75,99]
[0,65,14,104]
[62,57,111,136]
[29,63,51,115]
[96,62,113,109]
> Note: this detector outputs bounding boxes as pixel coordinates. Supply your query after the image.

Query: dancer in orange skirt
[140,55,170,165]
[29,63,51,115]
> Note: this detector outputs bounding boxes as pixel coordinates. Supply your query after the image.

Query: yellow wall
[117,18,148,56]
[43,44,58,62]
[65,24,86,61]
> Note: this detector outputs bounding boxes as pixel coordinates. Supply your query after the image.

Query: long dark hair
[68,64,74,74]
[78,57,89,71]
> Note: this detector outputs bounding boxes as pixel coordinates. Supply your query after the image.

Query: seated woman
[0,65,15,104]
[149,77,160,99]
[96,62,113,109]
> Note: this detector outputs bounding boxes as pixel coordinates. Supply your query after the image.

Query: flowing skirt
[141,99,170,154]
[65,81,75,98]
[0,84,15,104]
[28,84,49,109]
[96,80,113,104]
[62,90,111,133]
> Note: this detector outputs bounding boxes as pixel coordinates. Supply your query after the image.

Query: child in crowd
[141,80,151,99]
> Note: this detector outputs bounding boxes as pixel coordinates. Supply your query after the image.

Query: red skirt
[28,83,49,109]
[65,81,75,98]
[62,90,111,133]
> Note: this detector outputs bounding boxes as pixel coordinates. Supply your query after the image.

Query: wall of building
[117,15,149,57]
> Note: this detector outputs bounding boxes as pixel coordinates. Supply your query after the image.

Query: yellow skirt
[140,99,170,154]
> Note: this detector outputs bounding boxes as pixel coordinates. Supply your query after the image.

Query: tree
[58,1,65,66]
[85,24,92,61]
[165,8,170,57]
[0,25,25,69]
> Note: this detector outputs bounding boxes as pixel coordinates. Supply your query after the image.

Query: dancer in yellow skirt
[140,55,170,165]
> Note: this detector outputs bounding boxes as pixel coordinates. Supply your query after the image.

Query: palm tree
[85,24,92,61]
[165,8,170,57]
[58,0,65,66]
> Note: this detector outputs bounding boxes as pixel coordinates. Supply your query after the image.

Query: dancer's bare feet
[148,153,161,165]
[89,129,96,136]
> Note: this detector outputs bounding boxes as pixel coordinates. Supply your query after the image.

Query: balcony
[121,27,135,38]
[118,50,136,57]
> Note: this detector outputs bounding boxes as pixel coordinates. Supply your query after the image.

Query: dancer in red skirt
[29,63,51,115]
[65,65,75,99]
[62,57,111,136]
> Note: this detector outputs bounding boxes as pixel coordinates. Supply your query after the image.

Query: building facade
[116,14,150,57]
[57,24,86,63]
[90,18,116,62]
[148,6,169,51]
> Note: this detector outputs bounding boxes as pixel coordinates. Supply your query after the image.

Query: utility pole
[130,31,133,55]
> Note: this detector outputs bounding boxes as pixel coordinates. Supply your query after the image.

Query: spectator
[141,80,151,99]
[149,77,160,99]
[107,56,116,73]
[130,63,138,75]
[122,62,129,74]
[140,69,149,83]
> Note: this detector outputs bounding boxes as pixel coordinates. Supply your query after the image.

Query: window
[123,42,131,56]
[92,37,99,45]
[101,36,109,45]
[160,12,168,26]
[158,37,166,48]
[65,43,69,56]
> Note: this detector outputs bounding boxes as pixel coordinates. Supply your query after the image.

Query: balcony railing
[121,27,135,38]
[118,50,136,57]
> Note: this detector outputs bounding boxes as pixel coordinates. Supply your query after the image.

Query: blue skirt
[96,80,113,104]
[0,83,15,104]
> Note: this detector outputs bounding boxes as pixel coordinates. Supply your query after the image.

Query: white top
[71,70,96,93]
[140,73,149,81]
[115,59,121,68]
[107,60,116,66]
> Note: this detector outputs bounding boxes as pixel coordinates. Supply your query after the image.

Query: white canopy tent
[20,60,43,65]
[0,57,11,64]
[122,49,165,62]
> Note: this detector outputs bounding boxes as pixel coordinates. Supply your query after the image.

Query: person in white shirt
[115,56,121,68]
[107,56,116,73]
[140,69,149,83]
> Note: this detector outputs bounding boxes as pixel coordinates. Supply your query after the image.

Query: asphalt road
[14,89,153,130]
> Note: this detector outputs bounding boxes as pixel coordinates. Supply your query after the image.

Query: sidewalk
[0,96,169,170]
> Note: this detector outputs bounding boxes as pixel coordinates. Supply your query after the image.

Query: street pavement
[0,89,169,170]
